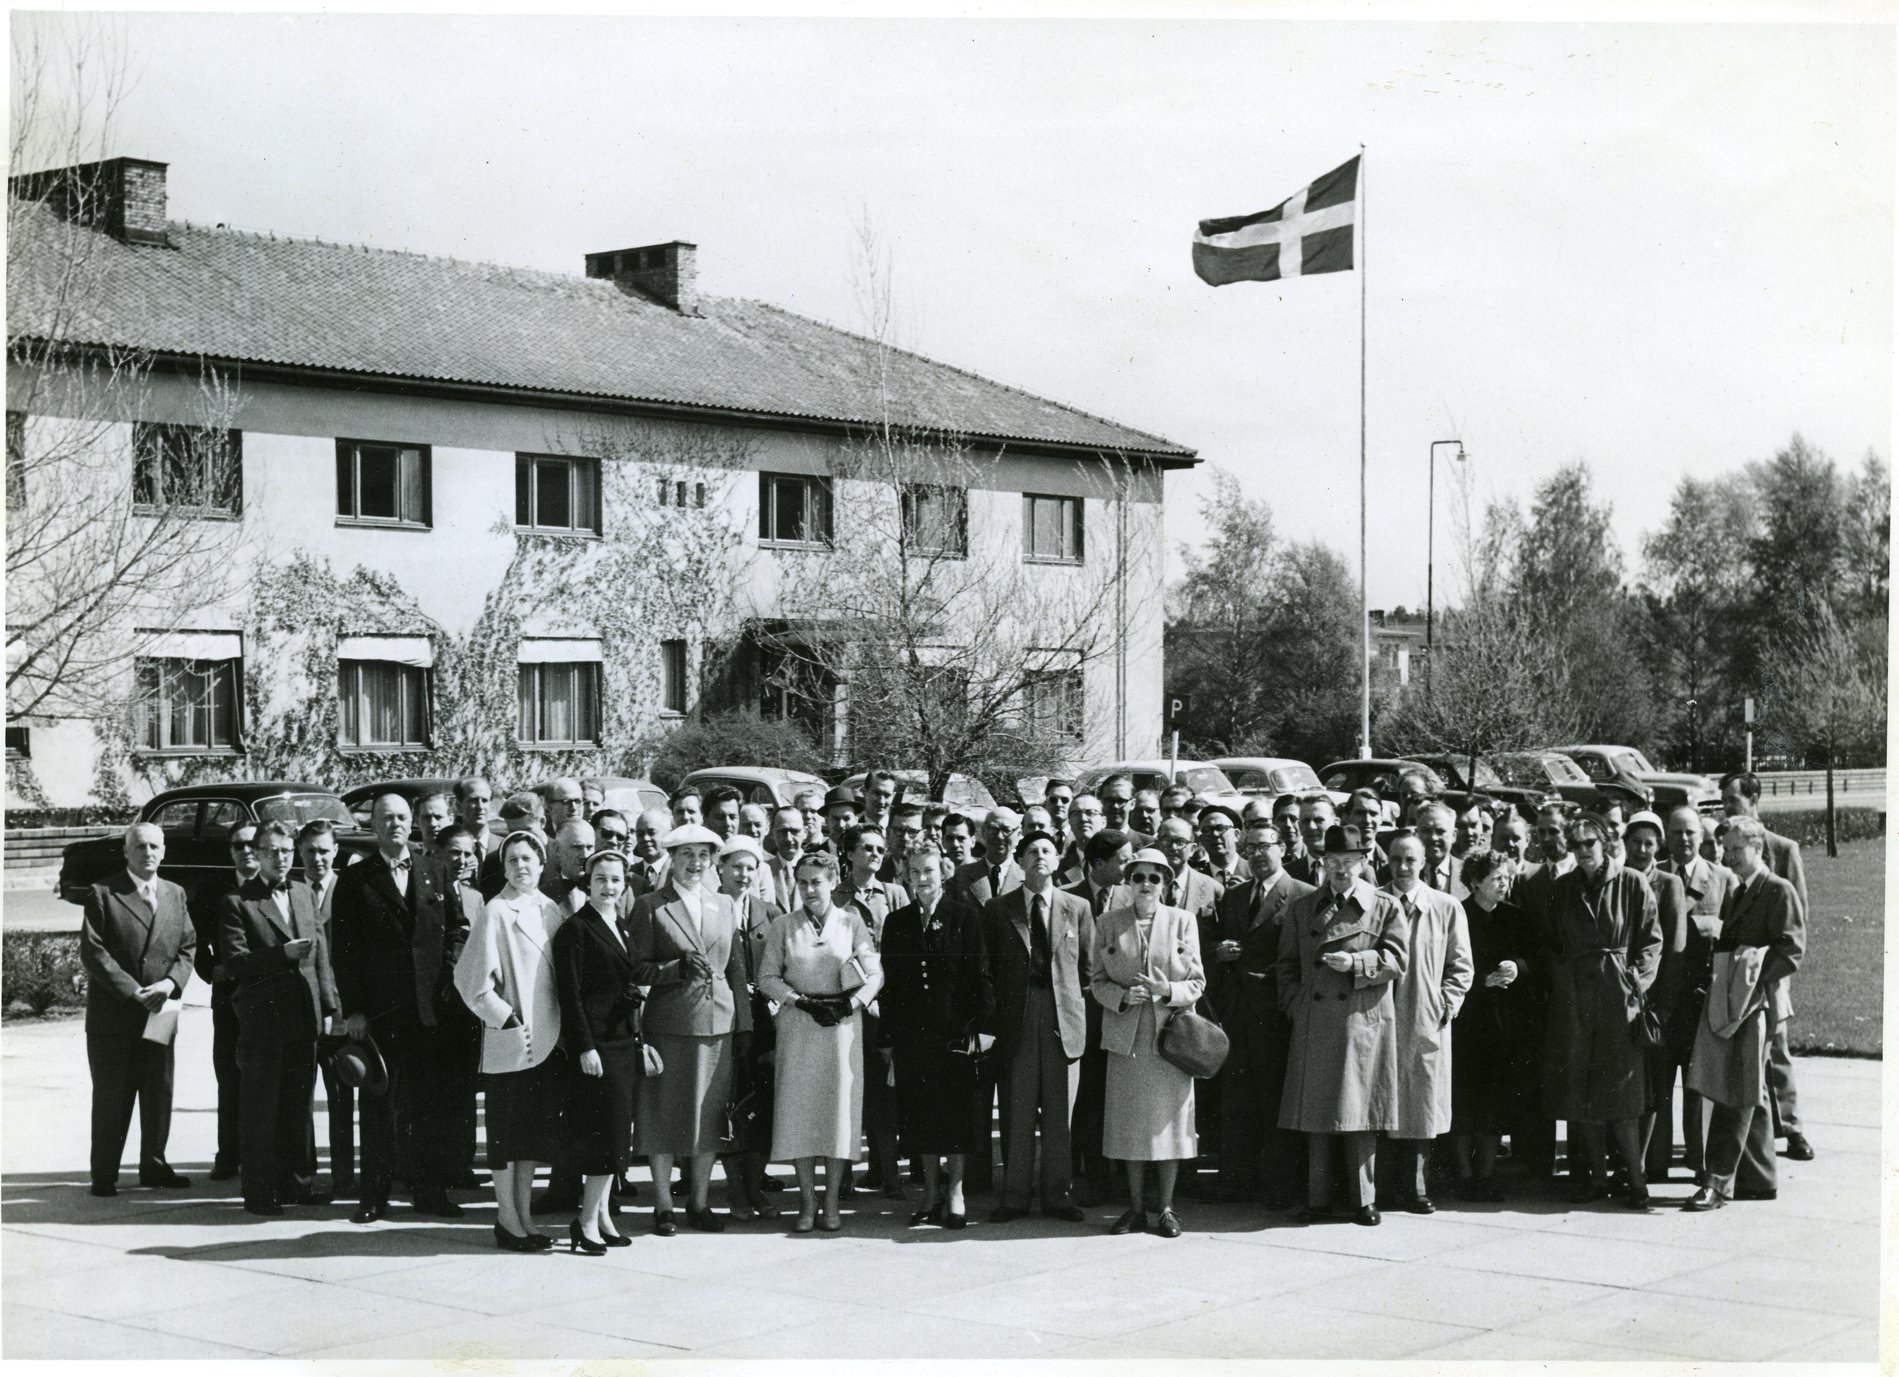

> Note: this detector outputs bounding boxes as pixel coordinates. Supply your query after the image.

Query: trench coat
[1540,861,1661,1122]
[1386,883,1474,1139]
[1274,878,1410,1134]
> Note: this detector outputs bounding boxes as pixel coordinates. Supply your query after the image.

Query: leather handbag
[1158,1006,1230,1079]
[1628,985,1666,1051]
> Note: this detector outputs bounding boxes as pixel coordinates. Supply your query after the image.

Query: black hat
[1321,823,1369,856]
[1196,801,1243,829]
[324,1031,389,1097]
[822,785,861,814]
[1014,829,1059,858]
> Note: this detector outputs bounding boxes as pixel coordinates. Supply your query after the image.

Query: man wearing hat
[1276,823,1410,1226]
[1195,803,1252,892]
[821,785,861,854]
[1621,809,1692,1181]
[985,828,1094,1222]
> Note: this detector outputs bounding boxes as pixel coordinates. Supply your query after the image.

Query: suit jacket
[1207,867,1315,1026]
[1419,853,1464,900]
[1663,855,1735,998]
[1194,855,1254,890]
[552,902,643,1055]
[629,884,753,1038]
[220,878,338,1039]
[954,858,1023,908]
[733,892,788,988]
[1717,868,1806,1016]
[1089,902,1207,1057]
[1162,866,1223,941]
[1764,829,1809,917]
[332,849,464,1028]
[1632,863,1691,1018]
[880,894,995,1048]
[186,869,248,1004]
[983,884,1093,1060]
[80,872,195,1037]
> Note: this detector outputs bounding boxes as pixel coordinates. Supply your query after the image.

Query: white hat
[1623,810,1667,838]
[662,823,723,852]
[1124,847,1176,882]
[718,834,765,863]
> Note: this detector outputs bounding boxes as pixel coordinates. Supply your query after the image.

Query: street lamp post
[1426,439,1467,677]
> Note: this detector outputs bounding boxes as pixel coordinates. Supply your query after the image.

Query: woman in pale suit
[628,823,752,1235]
[1091,847,1207,1238]
[757,849,884,1233]
[455,831,567,1253]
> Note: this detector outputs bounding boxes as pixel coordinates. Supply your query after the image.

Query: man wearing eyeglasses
[189,820,263,1182]
[838,824,911,1196]
[1195,804,1251,891]
[954,808,1023,905]
[1058,794,1105,885]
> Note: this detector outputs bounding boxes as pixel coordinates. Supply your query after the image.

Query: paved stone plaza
[0,1001,1881,1362]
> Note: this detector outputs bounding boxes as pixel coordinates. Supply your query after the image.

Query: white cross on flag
[1193,156,1359,286]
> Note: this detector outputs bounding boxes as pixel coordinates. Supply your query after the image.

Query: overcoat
[81,872,196,1036]
[454,889,566,1073]
[1089,902,1206,1053]
[1274,878,1411,1133]
[1540,861,1661,1121]
[1385,883,1474,1138]
[1684,868,1804,1109]
[628,884,752,1038]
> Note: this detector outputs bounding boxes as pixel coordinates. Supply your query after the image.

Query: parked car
[339,777,463,832]
[1317,758,1449,822]
[1407,752,1546,821]
[1551,744,1721,818]
[841,769,996,823]
[58,782,373,904]
[1073,760,1249,812]
[1211,756,1349,808]
[1491,750,1643,817]
[678,766,828,811]
[543,776,669,820]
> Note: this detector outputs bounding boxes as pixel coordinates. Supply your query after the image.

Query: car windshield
[1271,764,1323,792]
[1544,754,1589,783]
[1491,755,1541,786]
[1571,753,1612,781]
[944,776,996,810]
[256,794,356,828]
[1624,749,1660,774]
[1180,766,1236,794]
[1468,760,1504,788]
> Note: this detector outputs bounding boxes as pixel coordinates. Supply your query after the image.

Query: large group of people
[78,764,1812,1246]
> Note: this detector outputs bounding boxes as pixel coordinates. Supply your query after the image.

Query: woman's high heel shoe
[568,1220,608,1256]
[494,1223,544,1253]
[599,1226,631,1248]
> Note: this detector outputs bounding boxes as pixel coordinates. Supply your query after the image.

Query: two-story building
[7,157,1194,807]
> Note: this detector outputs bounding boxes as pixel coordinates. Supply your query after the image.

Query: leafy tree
[644,709,826,790]
[1758,604,1885,855]
[1164,470,1280,753]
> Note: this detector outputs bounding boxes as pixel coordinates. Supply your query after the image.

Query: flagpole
[1358,142,1371,759]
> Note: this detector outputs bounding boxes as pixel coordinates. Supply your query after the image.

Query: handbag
[1158,1006,1230,1079]
[1629,990,1665,1050]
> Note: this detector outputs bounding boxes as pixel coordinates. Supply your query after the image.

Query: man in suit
[1195,804,1251,889]
[544,776,588,831]
[1622,810,1692,1181]
[703,784,744,842]
[221,821,338,1216]
[80,823,196,1197]
[1272,794,1306,871]
[1063,827,1133,1207]
[764,805,805,912]
[454,776,496,860]
[1343,789,1392,882]
[954,807,1023,905]
[414,791,456,860]
[1128,789,1162,843]
[821,785,860,852]
[985,830,1093,1223]
[1287,795,1338,887]
[297,819,353,1193]
[541,819,596,913]
[837,824,910,1193]
[1057,794,1104,884]
[1415,800,1465,898]
[1152,817,1224,929]
[1658,804,1734,1185]
[1099,774,1136,835]
[940,811,977,871]
[885,803,926,886]
[332,793,469,1222]
[861,769,901,835]
[1453,796,1496,860]
[432,821,489,1192]
[1720,770,1814,1161]
[189,821,261,1182]
[1495,812,1532,866]
[631,806,673,897]
[1209,818,1314,1206]
[1509,800,1573,1182]
[1685,815,1806,1211]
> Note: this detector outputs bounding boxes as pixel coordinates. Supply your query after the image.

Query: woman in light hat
[716,833,786,1221]
[628,823,752,1235]
[1091,847,1207,1237]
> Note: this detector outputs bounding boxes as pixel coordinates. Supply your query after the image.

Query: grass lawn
[1793,836,1885,1056]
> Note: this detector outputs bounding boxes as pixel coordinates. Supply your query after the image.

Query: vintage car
[338,777,464,832]
[58,782,373,903]
[1407,752,1547,821]
[840,769,996,822]
[678,766,828,811]
[1552,744,1721,818]
[1073,759,1249,813]
[1210,756,1349,808]
[1491,749,1648,817]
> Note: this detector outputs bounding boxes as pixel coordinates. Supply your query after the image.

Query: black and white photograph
[1,4,1888,1364]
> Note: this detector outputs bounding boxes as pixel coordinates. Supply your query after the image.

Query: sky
[14,11,1893,608]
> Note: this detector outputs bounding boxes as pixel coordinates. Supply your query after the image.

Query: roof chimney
[8,156,169,246]
[585,241,699,314]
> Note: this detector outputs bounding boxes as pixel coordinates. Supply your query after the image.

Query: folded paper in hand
[142,999,182,1045]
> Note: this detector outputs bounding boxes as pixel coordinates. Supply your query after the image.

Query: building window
[1024,494,1083,564]
[660,639,688,715]
[336,440,430,527]
[1025,668,1084,744]
[6,411,24,511]
[516,454,600,535]
[759,472,833,548]
[338,660,430,749]
[132,423,242,517]
[4,725,29,760]
[901,483,968,557]
[658,478,707,509]
[518,662,601,746]
[134,657,241,753]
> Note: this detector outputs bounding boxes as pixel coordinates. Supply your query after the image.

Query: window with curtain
[134,657,241,753]
[1023,493,1084,564]
[901,483,969,557]
[659,639,688,714]
[758,472,833,547]
[1025,668,1085,744]
[336,440,430,526]
[337,660,430,748]
[515,454,601,534]
[132,423,243,517]
[518,662,602,746]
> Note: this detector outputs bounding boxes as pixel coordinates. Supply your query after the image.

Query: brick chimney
[585,241,699,314]
[8,156,169,246]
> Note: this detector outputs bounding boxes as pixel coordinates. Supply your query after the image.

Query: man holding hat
[1622,809,1691,1180]
[1276,823,1410,1226]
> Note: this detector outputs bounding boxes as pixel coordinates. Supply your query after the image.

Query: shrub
[644,710,826,791]
[3,931,87,1016]
[5,805,133,831]
[1767,807,1886,850]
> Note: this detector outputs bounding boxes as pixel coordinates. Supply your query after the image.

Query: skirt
[482,1053,566,1168]
[893,1042,988,1156]
[564,1039,640,1175]
[635,1032,732,1156]
[1103,1005,1196,1162]
[772,1003,864,1161]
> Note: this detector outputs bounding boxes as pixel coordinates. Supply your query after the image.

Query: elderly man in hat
[1195,802,1251,892]
[821,784,861,854]
[1276,823,1410,1226]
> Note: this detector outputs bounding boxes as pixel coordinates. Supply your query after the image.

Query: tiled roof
[7,204,1193,460]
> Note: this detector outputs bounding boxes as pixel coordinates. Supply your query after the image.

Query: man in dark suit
[1063,828,1133,1206]
[954,807,1023,905]
[1286,796,1337,887]
[80,823,196,1197]
[1659,804,1735,1185]
[985,830,1093,1223]
[189,821,261,1182]
[1685,815,1805,1211]
[332,793,469,1222]
[1195,804,1252,890]
[297,818,354,1194]
[454,776,497,862]
[1209,818,1315,1206]
[222,821,338,1216]
[1152,817,1224,933]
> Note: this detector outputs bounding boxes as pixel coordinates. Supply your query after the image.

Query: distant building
[1369,607,1427,689]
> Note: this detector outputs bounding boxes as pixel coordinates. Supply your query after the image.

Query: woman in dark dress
[552,849,641,1254]
[717,835,784,1222]
[879,840,994,1230]
[1450,850,1534,1200]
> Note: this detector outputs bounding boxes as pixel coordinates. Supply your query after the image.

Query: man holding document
[80,822,196,1197]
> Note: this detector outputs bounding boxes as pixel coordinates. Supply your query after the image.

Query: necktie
[1091,885,1109,918]
[1167,880,1180,908]
[990,865,1002,895]
[1030,894,1051,969]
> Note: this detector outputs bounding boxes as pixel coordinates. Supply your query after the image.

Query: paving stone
[0,1251,307,1321]
[696,1307,1075,1359]
[1441,1227,1725,1288]
[1647,1252,1881,1319]
[1278,1258,1620,1330]
[297,1317,685,1361]
[529,1273,878,1349]
[1112,1297,1482,1359]
[1530,1286,1864,1360]
[1766,1315,1881,1362]
[2,1304,272,1360]
[113,1283,474,1356]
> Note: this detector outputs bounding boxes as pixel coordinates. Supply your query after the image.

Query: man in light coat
[1380,832,1473,1213]
[1657,805,1734,1185]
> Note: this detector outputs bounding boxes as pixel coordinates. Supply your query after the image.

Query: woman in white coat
[1090,848,1207,1238]
[455,831,568,1253]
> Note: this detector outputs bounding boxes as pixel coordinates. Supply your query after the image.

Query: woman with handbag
[454,830,569,1253]
[716,834,785,1222]
[757,849,884,1234]
[551,848,645,1254]
[880,839,994,1231]
[1090,848,1207,1238]
[1541,813,1663,1209]
[1449,850,1536,1201]
[628,823,753,1236]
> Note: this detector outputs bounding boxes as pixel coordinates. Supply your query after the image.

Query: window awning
[518,637,604,664]
[136,630,243,661]
[336,634,435,668]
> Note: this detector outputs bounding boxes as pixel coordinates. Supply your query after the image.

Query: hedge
[2,930,86,1017]
[1767,807,1887,850]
